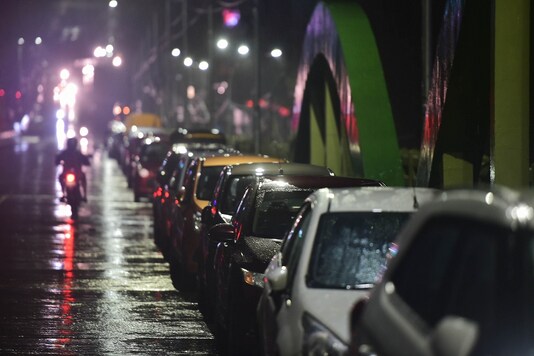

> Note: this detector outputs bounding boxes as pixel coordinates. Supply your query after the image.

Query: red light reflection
[54,223,76,350]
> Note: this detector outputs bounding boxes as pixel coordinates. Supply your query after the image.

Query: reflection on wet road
[0,136,217,354]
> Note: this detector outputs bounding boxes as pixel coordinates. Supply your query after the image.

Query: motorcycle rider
[55,137,90,202]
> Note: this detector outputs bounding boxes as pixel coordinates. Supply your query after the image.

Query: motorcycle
[63,169,83,219]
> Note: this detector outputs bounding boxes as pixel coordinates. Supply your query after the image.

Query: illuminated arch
[291,2,404,185]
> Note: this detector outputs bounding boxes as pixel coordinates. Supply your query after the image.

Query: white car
[257,186,440,356]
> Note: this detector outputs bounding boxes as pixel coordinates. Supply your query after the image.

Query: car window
[284,207,312,295]
[180,160,197,204]
[220,176,257,214]
[252,189,312,238]
[196,165,224,200]
[389,216,534,354]
[169,157,189,191]
[307,212,410,289]
[281,203,311,265]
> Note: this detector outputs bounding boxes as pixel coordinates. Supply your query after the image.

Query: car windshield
[196,166,224,200]
[220,176,257,215]
[252,189,312,238]
[307,212,410,289]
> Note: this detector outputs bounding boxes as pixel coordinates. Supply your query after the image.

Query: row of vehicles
[110,124,533,355]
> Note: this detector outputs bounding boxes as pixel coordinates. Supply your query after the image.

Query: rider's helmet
[66,137,78,150]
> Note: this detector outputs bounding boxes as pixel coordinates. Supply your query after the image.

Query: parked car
[197,162,335,317]
[152,142,236,250]
[166,154,282,290]
[257,187,439,356]
[169,127,226,145]
[209,176,384,355]
[131,138,170,202]
[350,187,534,356]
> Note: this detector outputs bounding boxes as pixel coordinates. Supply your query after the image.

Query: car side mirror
[430,316,479,356]
[265,266,288,292]
[208,223,235,243]
[201,206,213,224]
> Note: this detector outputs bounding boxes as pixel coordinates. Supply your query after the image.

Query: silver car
[257,186,439,355]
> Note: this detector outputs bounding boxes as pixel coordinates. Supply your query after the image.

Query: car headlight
[241,267,264,288]
[302,312,348,356]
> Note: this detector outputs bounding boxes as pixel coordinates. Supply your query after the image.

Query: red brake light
[66,173,76,183]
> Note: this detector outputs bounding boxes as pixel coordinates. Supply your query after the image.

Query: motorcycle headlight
[302,312,348,356]
[241,267,264,288]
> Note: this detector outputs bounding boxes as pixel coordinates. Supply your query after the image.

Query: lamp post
[253,0,261,154]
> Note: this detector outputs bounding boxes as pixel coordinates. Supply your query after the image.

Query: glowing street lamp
[270,48,282,58]
[109,0,118,8]
[183,57,193,67]
[198,61,209,71]
[237,44,249,55]
[171,48,181,57]
[216,38,229,50]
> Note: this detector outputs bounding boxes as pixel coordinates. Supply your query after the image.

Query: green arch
[292,2,404,185]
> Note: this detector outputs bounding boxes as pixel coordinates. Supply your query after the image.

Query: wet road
[0,134,218,354]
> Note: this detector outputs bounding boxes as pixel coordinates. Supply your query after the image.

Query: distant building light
[0,89,5,97]
[237,45,249,55]
[15,91,22,100]
[82,64,95,75]
[216,38,229,50]
[60,68,70,80]
[109,0,118,8]
[113,105,122,116]
[183,57,193,67]
[35,37,42,45]
[222,9,240,27]
[94,46,106,58]
[106,44,114,57]
[270,48,282,58]
[187,85,196,99]
[171,48,181,57]
[198,61,209,71]
[18,37,24,45]
[112,56,122,67]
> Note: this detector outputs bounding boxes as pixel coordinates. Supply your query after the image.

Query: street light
[198,61,209,71]
[171,48,181,57]
[237,44,249,56]
[109,0,118,8]
[270,48,282,58]
[184,57,193,67]
[216,38,229,50]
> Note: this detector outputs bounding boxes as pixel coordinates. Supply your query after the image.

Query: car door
[361,216,507,356]
[264,203,312,354]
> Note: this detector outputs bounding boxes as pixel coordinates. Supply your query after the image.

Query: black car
[198,162,335,316]
[152,142,233,250]
[208,175,383,354]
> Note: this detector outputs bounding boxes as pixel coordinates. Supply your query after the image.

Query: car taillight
[66,173,76,184]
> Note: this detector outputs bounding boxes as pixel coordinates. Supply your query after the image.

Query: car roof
[224,162,334,177]
[257,175,383,191]
[399,186,528,230]
[320,186,441,212]
[200,155,282,167]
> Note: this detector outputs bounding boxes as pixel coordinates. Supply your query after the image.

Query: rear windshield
[220,176,257,215]
[196,166,224,200]
[141,143,168,164]
[252,189,312,238]
[308,212,410,289]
